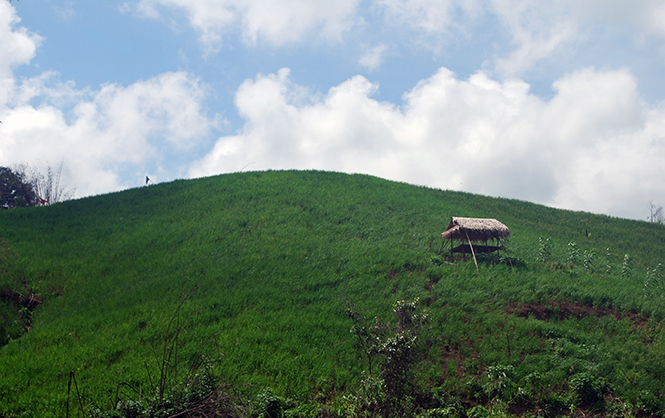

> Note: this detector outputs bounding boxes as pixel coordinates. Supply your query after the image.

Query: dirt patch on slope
[0,289,41,310]
[506,299,650,328]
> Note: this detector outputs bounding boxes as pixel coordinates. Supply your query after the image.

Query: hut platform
[450,244,502,254]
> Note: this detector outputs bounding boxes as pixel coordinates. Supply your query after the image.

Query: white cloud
[4,0,665,221]
[377,0,480,33]
[1,2,217,196]
[490,0,665,76]
[560,0,665,39]
[0,2,41,79]
[132,0,360,53]
[191,66,665,220]
[1,72,216,197]
[376,0,665,76]
[126,0,665,77]
[358,44,389,71]
[490,0,576,77]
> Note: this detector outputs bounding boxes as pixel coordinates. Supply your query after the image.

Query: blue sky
[1,0,665,220]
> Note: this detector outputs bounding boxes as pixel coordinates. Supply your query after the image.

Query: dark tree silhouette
[0,166,38,209]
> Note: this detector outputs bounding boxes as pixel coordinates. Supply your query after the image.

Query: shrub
[258,389,291,418]
[583,249,596,272]
[568,372,604,407]
[0,166,39,209]
[566,242,579,267]
[540,395,568,416]
[418,406,461,418]
[283,403,322,418]
[348,298,429,417]
[621,254,632,278]
[604,247,613,275]
[483,365,517,402]
[643,264,663,299]
[537,237,552,263]
[635,390,660,414]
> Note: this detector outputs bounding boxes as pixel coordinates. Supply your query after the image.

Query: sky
[1,0,665,221]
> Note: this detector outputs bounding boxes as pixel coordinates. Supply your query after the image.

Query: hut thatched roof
[441,217,511,242]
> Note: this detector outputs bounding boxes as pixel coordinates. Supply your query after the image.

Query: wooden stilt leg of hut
[465,231,479,273]
[501,240,513,267]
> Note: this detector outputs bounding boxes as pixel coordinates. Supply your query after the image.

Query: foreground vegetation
[1,170,664,417]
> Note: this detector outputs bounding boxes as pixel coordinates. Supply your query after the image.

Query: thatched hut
[441,217,511,261]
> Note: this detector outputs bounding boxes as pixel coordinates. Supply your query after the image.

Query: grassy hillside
[1,170,664,417]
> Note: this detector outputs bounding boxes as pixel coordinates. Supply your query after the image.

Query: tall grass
[0,170,664,416]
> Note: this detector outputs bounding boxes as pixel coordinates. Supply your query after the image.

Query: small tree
[0,166,38,209]
[567,242,580,267]
[621,254,632,278]
[18,161,75,205]
[347,298,429,417]
[604,248,613,275]
[643,264,663,299]
[536,237,552,262]
[647,201,663,224]
[583,249,596,272]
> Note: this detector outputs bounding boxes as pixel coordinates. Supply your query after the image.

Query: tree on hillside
[0,162,75,209]
[0,166,38,209]
[648,201,663,224]
[21,161,76,205]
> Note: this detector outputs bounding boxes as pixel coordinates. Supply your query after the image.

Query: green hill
[1,170,664,417]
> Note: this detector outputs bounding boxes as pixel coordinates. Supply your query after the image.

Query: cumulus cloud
[131,0,360,52]
[1,72,216,197]
[191,66,665,220]
[0,1,41,79]
[4,0,664,221]
[0,0,219,198]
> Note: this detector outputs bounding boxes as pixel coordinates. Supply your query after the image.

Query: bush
[482,365,517,402]
[583,249,596,272]
[537,237,552,262]
[0,166,39,209]
[566,242,579,267]
[347,298,429,417]
[568,372,604,407]
[258,389,291,418]
[621,254,632,278]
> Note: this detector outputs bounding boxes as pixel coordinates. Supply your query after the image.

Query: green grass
[0,170,664,417]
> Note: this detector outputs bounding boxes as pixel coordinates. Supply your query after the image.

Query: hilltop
[1,170,664,417]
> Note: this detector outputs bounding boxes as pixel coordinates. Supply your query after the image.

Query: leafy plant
[583,249,596,272]
[643,263,663,299]
[482,365,517,402]
[566,242,580,267]
[536,237,552,262]
[257,389,290,418]
[348,298,429,417]
[621,254,632,278]
[604,247,613,275]
[568,372,605,407]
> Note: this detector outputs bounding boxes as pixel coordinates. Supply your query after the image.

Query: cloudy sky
[1,0,665,220]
